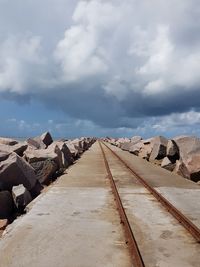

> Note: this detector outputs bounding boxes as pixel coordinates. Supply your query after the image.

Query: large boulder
[54,141,74,167]
[121,136,142,152]
[40,132,53,147]
[0,137,18,146]
[0,191,13,219]
[173,136,200,182]
[30,160,57,184]
[12,184,32,212]
[161,157,175,171]
[130,136,142,143]
[129,141,144,155]
[0,152,37,191]
[173,136,200,158]
[0,151,10,162]
[115,138,130,148]
[149,136,168,162]
[138,138,154,160]
[166,140,179,163]
[0,143,27,157]
[120,142,132,151]
[65,142,79,159]
[27,132,53,149]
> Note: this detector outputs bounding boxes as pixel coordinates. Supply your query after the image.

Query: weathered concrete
[103,143,200,267]
[106,142,200,229]
[0,142,131,267]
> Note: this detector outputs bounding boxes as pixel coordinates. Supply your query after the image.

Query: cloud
[1,0,200,137]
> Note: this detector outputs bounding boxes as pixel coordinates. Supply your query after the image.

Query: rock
[161,157,175,171]
[173,136,200,182]
[166,140,179,163]
[130,136,142,143]
[0,137,18,146]
[115,138,130,148]
[27,138,46,149]
[40,132,53,147]
[129,141,144,155]
[173,136,200,158]
[54,141,74,167]
[174,160,190,179]
[26,131,53,149]
[29,181,43,198]
[138,140,154,160]
[12,184,32,212]
[0,191,13,219]
[120,142,132,151]
[31,159,57,184]
[65,142,79,159]
[0,219,8,230]
[0,152,37,191]
[149,136,168,162]
[0,143,27,157]
[0,151,10,162]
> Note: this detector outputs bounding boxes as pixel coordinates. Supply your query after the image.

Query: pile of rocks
[0,133,95,226]
[105,135,200,183]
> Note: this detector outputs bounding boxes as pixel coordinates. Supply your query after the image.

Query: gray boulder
[0,143,27,157]
[31,159,57,184]
[0,191,13,219]
[0,138,18,146]
[12,184,32,212]
[0,152,37,191]
[0,151,10,162]
[166,140,179,163]
[27,132,53,149]
[173,136,200,182]
[161,157,175,171]
[129,141,143,155]
[130,136,142,143]
[149,136,168,162]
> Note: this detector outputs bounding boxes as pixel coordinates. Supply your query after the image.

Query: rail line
[101,141,200,243]
[99,141,145,267]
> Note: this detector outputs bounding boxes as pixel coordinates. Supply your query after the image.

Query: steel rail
[99,141,145,267]
[102,141,200,243]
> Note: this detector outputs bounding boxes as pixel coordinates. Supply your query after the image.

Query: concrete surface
[0,143,132,267]
[103,143,200,267]
[106,143,200,228]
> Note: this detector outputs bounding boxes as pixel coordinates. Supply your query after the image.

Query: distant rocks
[105,135,200,183]
[0,132,95,222]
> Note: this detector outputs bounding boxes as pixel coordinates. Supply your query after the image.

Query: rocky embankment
[0,132,95,231]
[104,135,200,184]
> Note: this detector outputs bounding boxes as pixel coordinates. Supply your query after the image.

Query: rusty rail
[99,141,145,267]
[102,141,200,243]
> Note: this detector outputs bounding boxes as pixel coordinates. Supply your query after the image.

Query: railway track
[99,141,200,267]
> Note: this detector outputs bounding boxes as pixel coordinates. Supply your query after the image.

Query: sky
[0,0,200,139]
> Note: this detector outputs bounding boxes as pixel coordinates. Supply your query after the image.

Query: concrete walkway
[0,143,132,267]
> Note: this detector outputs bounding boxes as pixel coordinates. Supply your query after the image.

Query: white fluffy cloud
[0,36,45,93]
[1,0,200,136]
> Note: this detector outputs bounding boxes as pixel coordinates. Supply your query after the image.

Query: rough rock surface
[161,157,175,171]
[149,136,168,162]
[0,138,18,146]
[0,191,13,219]
[0,143,27,157]
[129,141,144,155]
[53,141,74,167]
[130,136,142,143]
[31,160,57,184]
[0,152,37,191]
[12,184,32,211]
[0,151,10,162]
[166,140,179,163]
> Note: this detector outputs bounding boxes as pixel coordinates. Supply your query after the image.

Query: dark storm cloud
[0,0,200,136]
